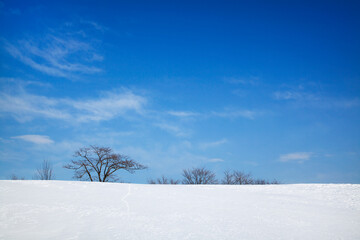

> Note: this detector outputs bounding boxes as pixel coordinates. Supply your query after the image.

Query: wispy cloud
[0,89,71,122]
[5,42,69,77]
[168,109,261,120]
[273,87,360,109]
[81,20,109,32]
[167,111,198,118]
[11,135,54,144]
[157,108,260,137]
[154,123,189,137]
[241,161,259,166]
[3,24,104,78]
[212,109,259,120]
[279,152,312,163]
[67,91,146,122]
[273,90,318,101]
[199,139,227,150]
[331,98,360,108]
[0,87,147,123]
[208,158,224,163]
[224,76,259,85]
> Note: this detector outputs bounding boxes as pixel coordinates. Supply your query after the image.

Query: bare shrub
[222,170,280,185]
[34,160,54,180]
[253,178,268,185]
[169,178,180,184]
[148,175,180,184]
[271,179,280,184]
[148,179,156,184]
[10,174,25,180]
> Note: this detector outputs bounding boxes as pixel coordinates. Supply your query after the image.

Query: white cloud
[241,161,259,166]
[12,135,54,144]
[4,30,103,78]
[67,91,146,122]
[208,158,224,163]
[212,110,258,120]
[273,89,323,103]
[167,111,198,117]
[119,142,216,175]
[81,20,109,32]
[273,88,359,109]
[0,90,71,122]
[279,152,312,163]
[5,42,69,77]
[155,123,189,137]
[332,98,360,108]
[273,91,304,100]
[224,76,259,85]
[199,139,227,150]
[0,88,147,123]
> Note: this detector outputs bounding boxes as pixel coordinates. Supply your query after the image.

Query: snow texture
[0,181,359,239]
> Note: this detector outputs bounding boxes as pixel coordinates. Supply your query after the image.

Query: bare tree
[34,160,54,180]
[221,170,253,185]
[182,167,218,184]
[148,175,180,184]
[232,170,253,184]
[221,170,235,184]
[64,145,147,182]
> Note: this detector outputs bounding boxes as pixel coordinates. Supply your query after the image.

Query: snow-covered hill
[0,181,359,240]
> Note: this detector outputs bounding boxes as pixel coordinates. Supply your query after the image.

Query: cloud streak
[212,110,259,120]
[167,111,198,118]
[199,139,227,150]
[0,88,147,123]
[208,158,224,163]
[279,152,312,163]
[273,88,360,109]
[224,76,259,85]
[4,27,103,78]
[66,91,146,122]
[154,123,190,137]
[12,135,54,144]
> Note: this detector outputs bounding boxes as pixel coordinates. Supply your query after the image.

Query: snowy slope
[0,181,359,240]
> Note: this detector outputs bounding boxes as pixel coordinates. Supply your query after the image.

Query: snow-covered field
[0,181,359,240]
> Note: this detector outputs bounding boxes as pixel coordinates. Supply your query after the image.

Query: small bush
[148,175,180,184]
[221,170,279,185]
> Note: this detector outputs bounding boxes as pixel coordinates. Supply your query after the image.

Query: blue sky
[0,0,359,183]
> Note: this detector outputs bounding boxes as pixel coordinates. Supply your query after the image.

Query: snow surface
[0,181,359,240]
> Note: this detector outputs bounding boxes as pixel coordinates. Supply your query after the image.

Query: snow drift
[0,181,359,239]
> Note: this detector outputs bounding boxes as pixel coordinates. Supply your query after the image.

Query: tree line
[148,167,279,185]
[10,145,280,184]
